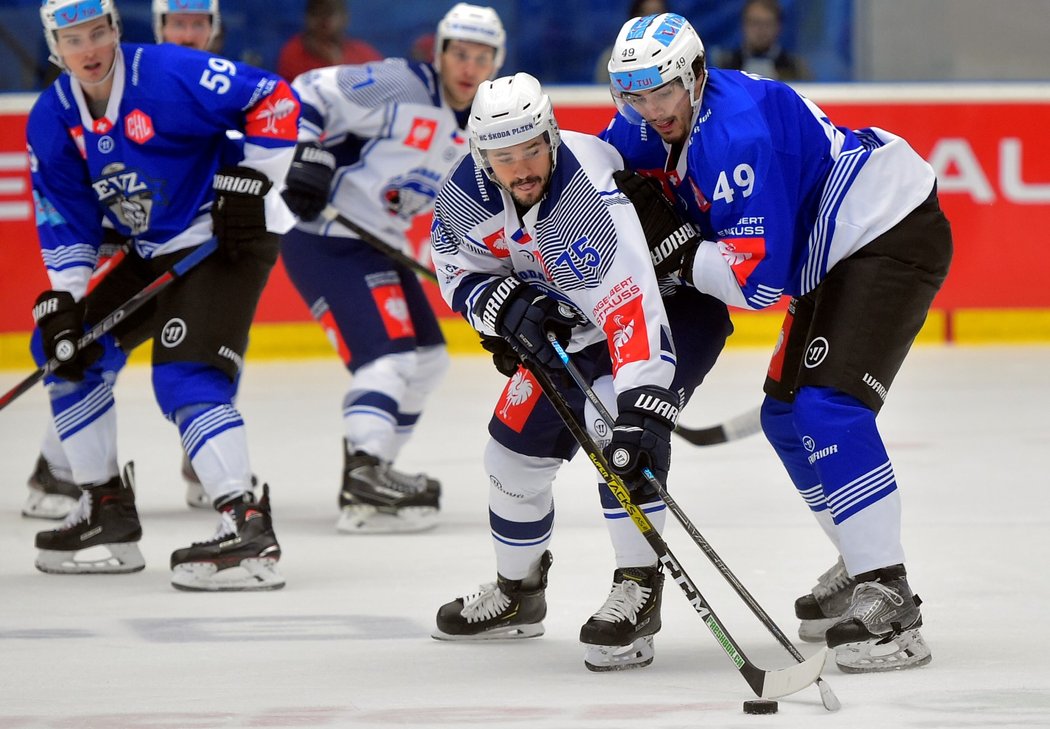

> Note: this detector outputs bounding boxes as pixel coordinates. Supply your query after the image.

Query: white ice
[1,345,1048,728]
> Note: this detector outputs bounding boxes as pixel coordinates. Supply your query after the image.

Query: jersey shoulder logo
[405,117,438,151]
[125,109,154,145]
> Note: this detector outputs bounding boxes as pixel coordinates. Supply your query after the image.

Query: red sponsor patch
[124,109,154,145]
[244,81,299,141]
[689,177,711,212]
[719,237,766,287]
[482,228,510,258]
[601,297,650,375]
[92,118,113,135]
[68,125,86,159]
[371,284,416,339]
[404,117,438,151]
[767,299,796,382]
[318,308,352,366]
[494,369,541,433]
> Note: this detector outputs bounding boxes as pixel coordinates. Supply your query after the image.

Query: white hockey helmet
[40,0,122,68]
[152,0,221,48]
[468,72,561,182]
[434,3,506,76]
[607,13,707,124]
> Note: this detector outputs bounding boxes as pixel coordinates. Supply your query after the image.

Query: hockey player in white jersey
[428,73,730,671]
[603,13,952,672]
[280,3,507,534]
[28,0,298,590]
[22,0,225,521]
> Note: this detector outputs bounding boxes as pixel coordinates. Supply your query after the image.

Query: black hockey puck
[742,699,779,715]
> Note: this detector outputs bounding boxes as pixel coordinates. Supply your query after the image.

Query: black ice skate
[170,484,284,591]
[433,551,552,640]
[825,564,931,673]
[23,454,80,520]
[337,449,441,534]
[34,462,145,574]
[794,556,858,642]
[580,564,664,672]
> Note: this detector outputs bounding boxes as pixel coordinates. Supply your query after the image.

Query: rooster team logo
[370,284,415,339]
[601,298,650,375]
[496,370,540,432]
[246,87,299,140]
[482,228,510,258]
[405,118,438,151]
[718,237,766,286]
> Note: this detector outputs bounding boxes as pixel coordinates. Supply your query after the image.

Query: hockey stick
[674,405,763,446]
[0,238,219,414]
[522,353,827,701]
[321,206,439,283]
[545,334,840,711]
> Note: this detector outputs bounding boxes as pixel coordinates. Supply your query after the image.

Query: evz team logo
[160,318,187,348]
[91,162,154,235]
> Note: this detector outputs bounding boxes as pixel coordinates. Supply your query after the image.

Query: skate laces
[812,557,852,599]
[194,510,239,546]
[378,464,428,494]
[60,490,93,528]
[459,583,512,623]
[591,580,650,624]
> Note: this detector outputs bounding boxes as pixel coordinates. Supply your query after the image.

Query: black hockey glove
[212,165,272,262]
[32,290,102,382]
[604,385,680,500]
[473,276,580,371]
[614,169,700,277]
[479,335,522,377]
[281,142,336,222]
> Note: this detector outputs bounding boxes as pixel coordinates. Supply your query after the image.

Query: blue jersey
[28,43,300,298]
[602,68,935,309]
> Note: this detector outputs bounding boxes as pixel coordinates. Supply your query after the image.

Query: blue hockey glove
[473,276,579,371]
[605,385,680,499]
[281,142,336,222]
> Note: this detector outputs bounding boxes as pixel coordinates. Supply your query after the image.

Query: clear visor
[610,77,687,126]
[479,132,551,169]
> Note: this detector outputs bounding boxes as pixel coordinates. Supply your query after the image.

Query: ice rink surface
[1,345,1048,729]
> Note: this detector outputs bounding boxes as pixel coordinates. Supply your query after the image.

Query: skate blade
[22,491,77,520]
[835,627,932,673]
[35,543,145,574]
[171,557,285,592]
[583,636,655,672]
[337,504,439,534]
[798,616,839,643]
[184,481,212,509]
[431,622,544,641]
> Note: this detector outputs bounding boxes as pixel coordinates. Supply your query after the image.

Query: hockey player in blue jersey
[603,13,952,672]
[27,0,299,591]
[22,0,227,522]
[279,3,506,534]
[428,73,731,671]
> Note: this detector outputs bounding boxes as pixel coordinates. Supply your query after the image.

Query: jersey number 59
[199,57,238,95]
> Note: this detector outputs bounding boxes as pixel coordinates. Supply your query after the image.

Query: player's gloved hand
[32,290,102,382]
[479,335,522,377]
[473,276,580,371]
[281,142,336,222]
[604,385,680,499]
[613,169,700,277]
[212,166,272,262]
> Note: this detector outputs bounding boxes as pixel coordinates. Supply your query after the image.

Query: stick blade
[754,647,829,700]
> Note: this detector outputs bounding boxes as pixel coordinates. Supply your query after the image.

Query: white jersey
[431,130,677,394]
[292,59,470,250]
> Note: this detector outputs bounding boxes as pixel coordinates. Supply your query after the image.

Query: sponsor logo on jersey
[481,228,510,258]
[495,369,540,433]
[68,125,87,160]
[315,303,351,366]
[716,236,766,287]
[602,297,650,375]
[124,109,154,145]
[688,177,711,212]
[405,117,438,151]
[370,284,415,339]
[245,83,299,141]
[592,276,641,326]
[804,336,829,369]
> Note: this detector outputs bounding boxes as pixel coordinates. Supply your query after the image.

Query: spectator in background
[277,0,382,81]
[410,32,435,63]
[715,0,810,81]
[593,0,668,84]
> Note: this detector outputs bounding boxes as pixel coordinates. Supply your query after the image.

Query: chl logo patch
[125,109,154,145]
[160,318,187,348]
[804,336,829,369]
